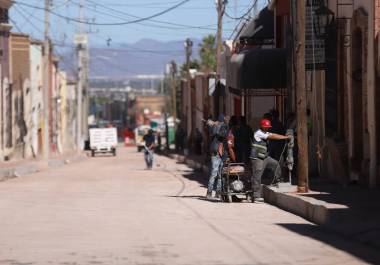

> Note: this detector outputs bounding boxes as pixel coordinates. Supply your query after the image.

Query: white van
[89,127,118,157]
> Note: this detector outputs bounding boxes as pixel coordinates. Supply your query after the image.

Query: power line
[224,1,256,20]
[14,0,192,26]
[75,0,224,31]
[9,17,23,32]
[13,5,44,35]
[227,0,259,39]
[13,4,75,51]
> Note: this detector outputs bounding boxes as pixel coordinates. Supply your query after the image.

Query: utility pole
[75,0,88,151]
[184,38,192,135]
[216,0,226,79]
[295,0,309,192]
[170,61,177,128]
[43,0,50,161]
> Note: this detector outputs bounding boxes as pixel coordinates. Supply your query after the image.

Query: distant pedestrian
[143,129,155,170]
[175,126,186,152]
[203,114,229,200]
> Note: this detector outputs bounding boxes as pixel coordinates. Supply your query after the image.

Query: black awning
[239,7,274,45]
[229,48,287,89]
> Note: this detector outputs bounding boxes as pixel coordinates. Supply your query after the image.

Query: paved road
[0,147,379,265]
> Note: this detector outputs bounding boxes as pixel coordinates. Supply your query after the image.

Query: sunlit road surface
[0,147,379,265]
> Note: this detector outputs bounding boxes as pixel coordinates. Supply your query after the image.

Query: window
[0,8,9,24]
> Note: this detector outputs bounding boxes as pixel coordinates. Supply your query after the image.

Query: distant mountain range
[82,38,201,80]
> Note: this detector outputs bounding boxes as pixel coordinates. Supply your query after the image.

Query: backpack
[211,123,228,141]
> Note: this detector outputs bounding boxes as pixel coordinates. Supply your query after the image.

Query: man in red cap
[250,118,291,202]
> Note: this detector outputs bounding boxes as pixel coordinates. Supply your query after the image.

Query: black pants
[251,157,281,198]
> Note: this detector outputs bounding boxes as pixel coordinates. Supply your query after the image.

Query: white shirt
[254,129,271,142]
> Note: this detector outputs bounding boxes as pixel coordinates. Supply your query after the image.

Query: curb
[164,153,330,226]
[0,153,88,182]
[262,185,380,250]
[263,185,332,225]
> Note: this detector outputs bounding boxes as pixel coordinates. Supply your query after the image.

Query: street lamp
[314,4,334,38]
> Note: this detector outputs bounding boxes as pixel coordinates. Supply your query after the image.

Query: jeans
[207,155,223,194]
[251,156,281,198]
[144,150,154,169]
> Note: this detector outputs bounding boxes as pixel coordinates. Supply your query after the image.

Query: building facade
[10,32,30,160]
[30,40,44,157]
[0,0,12,160]
[213,0,380,187]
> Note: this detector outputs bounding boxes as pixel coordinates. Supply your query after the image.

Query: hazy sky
[11,0,267,48]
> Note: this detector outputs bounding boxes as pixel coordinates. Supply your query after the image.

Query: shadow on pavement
[277,223,380,264]
[178,169,209,188]
[300,184,380,249]
[167,195,223,203]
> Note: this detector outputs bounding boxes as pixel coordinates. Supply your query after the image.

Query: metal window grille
[0,8,9,24]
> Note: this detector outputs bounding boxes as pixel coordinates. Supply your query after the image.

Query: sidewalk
[165,151,380,250]
[0,152,88,182]
[264,182,380,250]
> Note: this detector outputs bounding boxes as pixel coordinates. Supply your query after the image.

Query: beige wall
[325,0,378,186]
[10,33,30,159]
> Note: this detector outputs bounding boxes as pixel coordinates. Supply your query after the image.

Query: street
[0,147,379,265]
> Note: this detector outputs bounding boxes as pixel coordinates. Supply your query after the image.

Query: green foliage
[179,59,200,78]
[199,34,216,73]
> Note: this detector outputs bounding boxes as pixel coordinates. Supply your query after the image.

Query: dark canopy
[229,48,287,89]
[239,7,274,45]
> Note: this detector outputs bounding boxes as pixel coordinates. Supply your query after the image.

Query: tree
[199,34,217,73]
[179,59,200,78]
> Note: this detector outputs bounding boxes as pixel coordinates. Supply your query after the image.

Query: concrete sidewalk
[0,152,88,182]
[264,184,380,250]
[166,151,380,251]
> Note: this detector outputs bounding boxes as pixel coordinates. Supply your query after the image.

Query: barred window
[0,8,9,24]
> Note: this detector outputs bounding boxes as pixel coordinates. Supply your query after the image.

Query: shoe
[215,192,221,199]
[206,191,212,199]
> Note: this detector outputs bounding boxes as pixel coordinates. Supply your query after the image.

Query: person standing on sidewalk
[203,114,229,200]
[250,119,291,202]
[143,129,155,170]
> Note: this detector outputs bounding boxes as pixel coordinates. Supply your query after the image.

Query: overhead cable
[14,0,192,26]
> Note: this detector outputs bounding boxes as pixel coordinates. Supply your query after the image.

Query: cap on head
[260,119,272,128]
